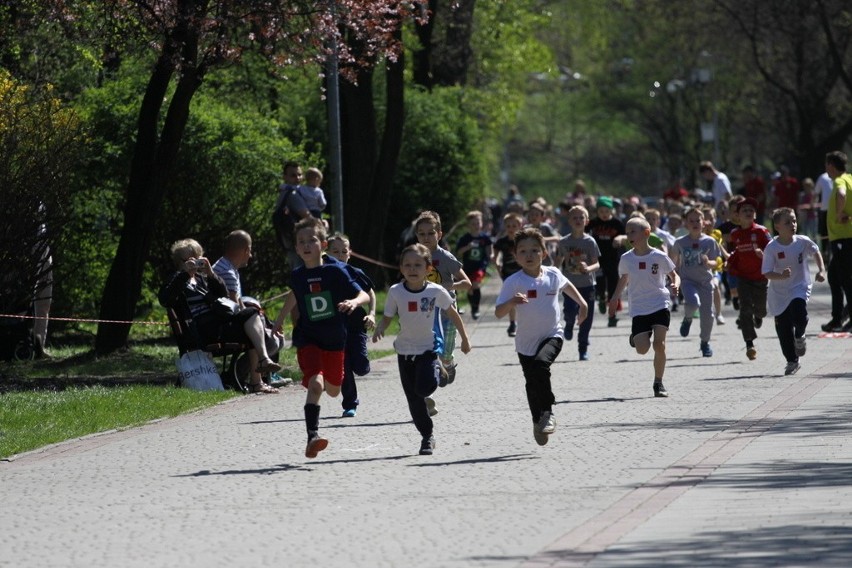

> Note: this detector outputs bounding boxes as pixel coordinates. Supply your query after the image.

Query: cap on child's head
[596,196,613,209]
[736,197,759,212]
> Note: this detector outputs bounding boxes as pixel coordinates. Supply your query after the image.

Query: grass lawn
[0,300,398,458]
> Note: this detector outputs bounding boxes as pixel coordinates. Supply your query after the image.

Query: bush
[387,86,488,253]
[0,69,83,315]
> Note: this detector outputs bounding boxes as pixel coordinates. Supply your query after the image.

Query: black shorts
[631,308,671,337]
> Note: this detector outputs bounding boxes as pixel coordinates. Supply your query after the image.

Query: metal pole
[326,2,344,233]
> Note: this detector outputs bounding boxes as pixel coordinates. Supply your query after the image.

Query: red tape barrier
[0,313,168,325]
[1,250,396,325]
[350,250,398,270]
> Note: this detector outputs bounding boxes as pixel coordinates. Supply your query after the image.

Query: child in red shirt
[727,198,772,360]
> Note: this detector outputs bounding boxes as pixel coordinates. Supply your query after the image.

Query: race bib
[305,291,334,321]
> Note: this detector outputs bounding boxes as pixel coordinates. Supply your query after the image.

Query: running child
[492,212,524,336]
[456,210,493,320]
[588,196,625,327]
[761,207,826,375]
[608,217,680,397]
[273,218,370,458]
[495,228,588,446]
[669,208,723,357]
[372,244,471,455]
[727,197,771,360]
[554,205,600,360]
[415,211,472,386]
[701,206,728,325]
[326,233,377,417]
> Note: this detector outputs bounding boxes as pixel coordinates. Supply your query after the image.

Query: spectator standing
[299,167,328,219]
[815,170,834,259]
[699,161,733,207]
[772,165,801,211]
[799,178,819,240]
[272,161,312,269]
[741,165,768,225]
[822,151,852,332]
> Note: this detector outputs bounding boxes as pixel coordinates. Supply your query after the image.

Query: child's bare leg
[634,332,652,355]
[652,326,668,379]
[306,374,325,404]
[510,306,516,322]
[324,381,341,398]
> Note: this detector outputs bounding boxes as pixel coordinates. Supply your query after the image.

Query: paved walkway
[2,274,851,567]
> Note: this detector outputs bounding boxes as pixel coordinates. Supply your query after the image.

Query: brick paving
[2,274,850,567]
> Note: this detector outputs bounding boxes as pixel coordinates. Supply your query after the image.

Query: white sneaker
[425,396,438,416]
[716,314,725,325]
[794,336,806,357]
[536,411,556,435]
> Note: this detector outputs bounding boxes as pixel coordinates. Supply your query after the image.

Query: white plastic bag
[176,350,224,391]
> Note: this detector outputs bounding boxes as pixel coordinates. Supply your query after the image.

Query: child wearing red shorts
[273,218,370,459]
[456,210,493,320]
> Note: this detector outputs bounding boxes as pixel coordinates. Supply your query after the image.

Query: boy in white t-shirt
[761,207,826,376]
[609,217,680,398]
[496,228,588,446]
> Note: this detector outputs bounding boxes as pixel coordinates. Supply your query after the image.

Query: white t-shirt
[761,235,819,316]
[618,248,676,316]
[816,172,833,212]
[713,172,733,205]
[384,282,454,356]
[496,266,569,356]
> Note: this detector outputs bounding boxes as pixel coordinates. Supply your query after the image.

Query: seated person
[213,230,287,387]
[159,238,280,394]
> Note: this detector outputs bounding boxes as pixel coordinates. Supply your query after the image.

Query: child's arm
[667,269,681,295]
[452,268,472,292]
[272,291,296,334]
[338,290,370,314]
[561,280,588,325]
[363,288,377,330]
[607,274,629,317]
[495,293,527,318]
[814,250,827,282]
[581,258,600,273]
[371,315,395,343]
[444,306,472,354]
[764,267,793,280]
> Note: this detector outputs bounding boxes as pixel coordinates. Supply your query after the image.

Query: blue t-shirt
[290,256,363,351]
[340,263,374,332]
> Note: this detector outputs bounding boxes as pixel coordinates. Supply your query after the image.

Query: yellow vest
[828,173,852,241]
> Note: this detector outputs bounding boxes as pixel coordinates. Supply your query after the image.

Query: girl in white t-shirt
[761,208,826,376]
[495,228,588,447]
[373,244,471,456]
[609,217,680,398]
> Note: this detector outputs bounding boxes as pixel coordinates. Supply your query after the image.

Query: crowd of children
[262,177,830,457]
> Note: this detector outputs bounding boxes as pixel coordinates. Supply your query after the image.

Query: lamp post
[326,1,344,233]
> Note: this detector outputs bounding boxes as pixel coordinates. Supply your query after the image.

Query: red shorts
[469,269,486,284]
[297,345,345,388]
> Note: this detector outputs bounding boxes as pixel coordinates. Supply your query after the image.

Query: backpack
[272,184,298,249]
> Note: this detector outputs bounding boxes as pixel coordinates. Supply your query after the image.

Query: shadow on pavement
[556,397,646,404]
[173,463,310,477]
[583,523,852,566]
[409,453,538,467]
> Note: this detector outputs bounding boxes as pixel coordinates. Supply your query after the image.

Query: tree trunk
[432,0,476,86]
[95,44,204,354]
[412,0,438,89]
[340,32,405,287]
